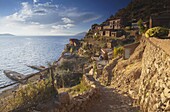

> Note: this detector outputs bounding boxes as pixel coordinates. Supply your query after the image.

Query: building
[123,42,140,59]
[69,39,80,47]
[98,17,127,37]
[99,29,124,37]
[111,30,123,37]
[99,30,110,37]
[107,40,118,48]
[131,22,139,29]
[102,18,126,30]
[149,11,170,28]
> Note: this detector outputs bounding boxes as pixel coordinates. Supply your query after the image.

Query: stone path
[86,85,140,112]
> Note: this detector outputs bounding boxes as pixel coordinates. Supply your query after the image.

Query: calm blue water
[0,36,82,88]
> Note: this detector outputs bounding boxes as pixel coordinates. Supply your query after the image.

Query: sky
[0,0,131,36]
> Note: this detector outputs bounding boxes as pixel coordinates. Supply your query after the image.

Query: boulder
[59,92,70,104]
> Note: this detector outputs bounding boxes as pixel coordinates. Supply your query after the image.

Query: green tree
[137,19,146,34]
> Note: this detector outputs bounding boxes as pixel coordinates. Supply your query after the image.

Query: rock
[163,87,170,98]
[160,92,167,103]
[165,101,170,111]
[54,101,61,107]
[59,92,70,104]
[91,84,96,88]
[89,69,94,75]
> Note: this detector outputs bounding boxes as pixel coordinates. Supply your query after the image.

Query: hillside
[113,0,170,21]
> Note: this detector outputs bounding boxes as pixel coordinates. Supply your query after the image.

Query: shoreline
[0,49,65,97]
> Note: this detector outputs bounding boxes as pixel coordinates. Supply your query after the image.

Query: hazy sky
[0,0,131,35]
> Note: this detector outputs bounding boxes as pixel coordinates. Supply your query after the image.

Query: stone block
[163,87,170,98]
[165,101,170,111]
[59,92,70,104]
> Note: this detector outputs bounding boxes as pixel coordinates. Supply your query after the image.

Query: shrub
[113,46,124,58]
[1,79,54,112]
[59,60,75,71]
[67,80,91,95]
[145,27,169,38]
[137,19,147,34]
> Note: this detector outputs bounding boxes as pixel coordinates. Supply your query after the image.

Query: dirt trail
[86,85,139,112]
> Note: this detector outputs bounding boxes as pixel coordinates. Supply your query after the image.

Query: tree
[137,19,146,34]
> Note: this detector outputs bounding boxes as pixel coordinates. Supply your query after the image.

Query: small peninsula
[75,32,87,37]
[0,33,15,36]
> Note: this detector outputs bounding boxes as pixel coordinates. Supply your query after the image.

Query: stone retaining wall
[53,75,100,112]
[110,38,170,112]
[138,38,170,112]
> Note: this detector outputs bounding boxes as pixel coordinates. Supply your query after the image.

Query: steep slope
[114,0,170,21]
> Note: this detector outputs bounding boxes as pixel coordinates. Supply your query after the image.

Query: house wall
[114,19,121,29]
[111,31,122,37]
[124,48,131,59]
[132,23,139,29]
[111,32,116,37]
[103,25,111,30]
[105,31,111,37]
[99,31,104,36]
[98,26,102,30]
[107,42,117,48]
[123,43,140,59]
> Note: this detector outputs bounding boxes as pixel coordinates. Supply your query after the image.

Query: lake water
[0,36,81,89]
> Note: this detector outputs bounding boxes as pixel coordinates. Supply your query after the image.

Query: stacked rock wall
[110,38,170,112]
[138,38,170,112]
[53,75,100,112]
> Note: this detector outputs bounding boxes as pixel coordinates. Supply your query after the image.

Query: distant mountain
[75,32,87,37]
[0,33,15,36]
[113,0,170,22]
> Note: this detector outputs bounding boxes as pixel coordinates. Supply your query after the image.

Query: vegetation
[114,0,170,21]
[137,19,147,34]
[56,56,88,88]
[55,71,83,88]
[59,60,76,71]
[67,80,91,95]
[113,46,124,58]
[0,79,55,112]
[145,27,169,38]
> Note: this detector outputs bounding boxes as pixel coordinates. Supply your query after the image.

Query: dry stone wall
[110,38,170,112]
[53,75,100,112]
[138,38,170,112]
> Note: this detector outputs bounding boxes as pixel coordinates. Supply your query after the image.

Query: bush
[145,27,169,38]
[1,79,54,112]
[137,19,147,34]
[114,46,124,58]
[67,80,91,95]
[59,60,75,71]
